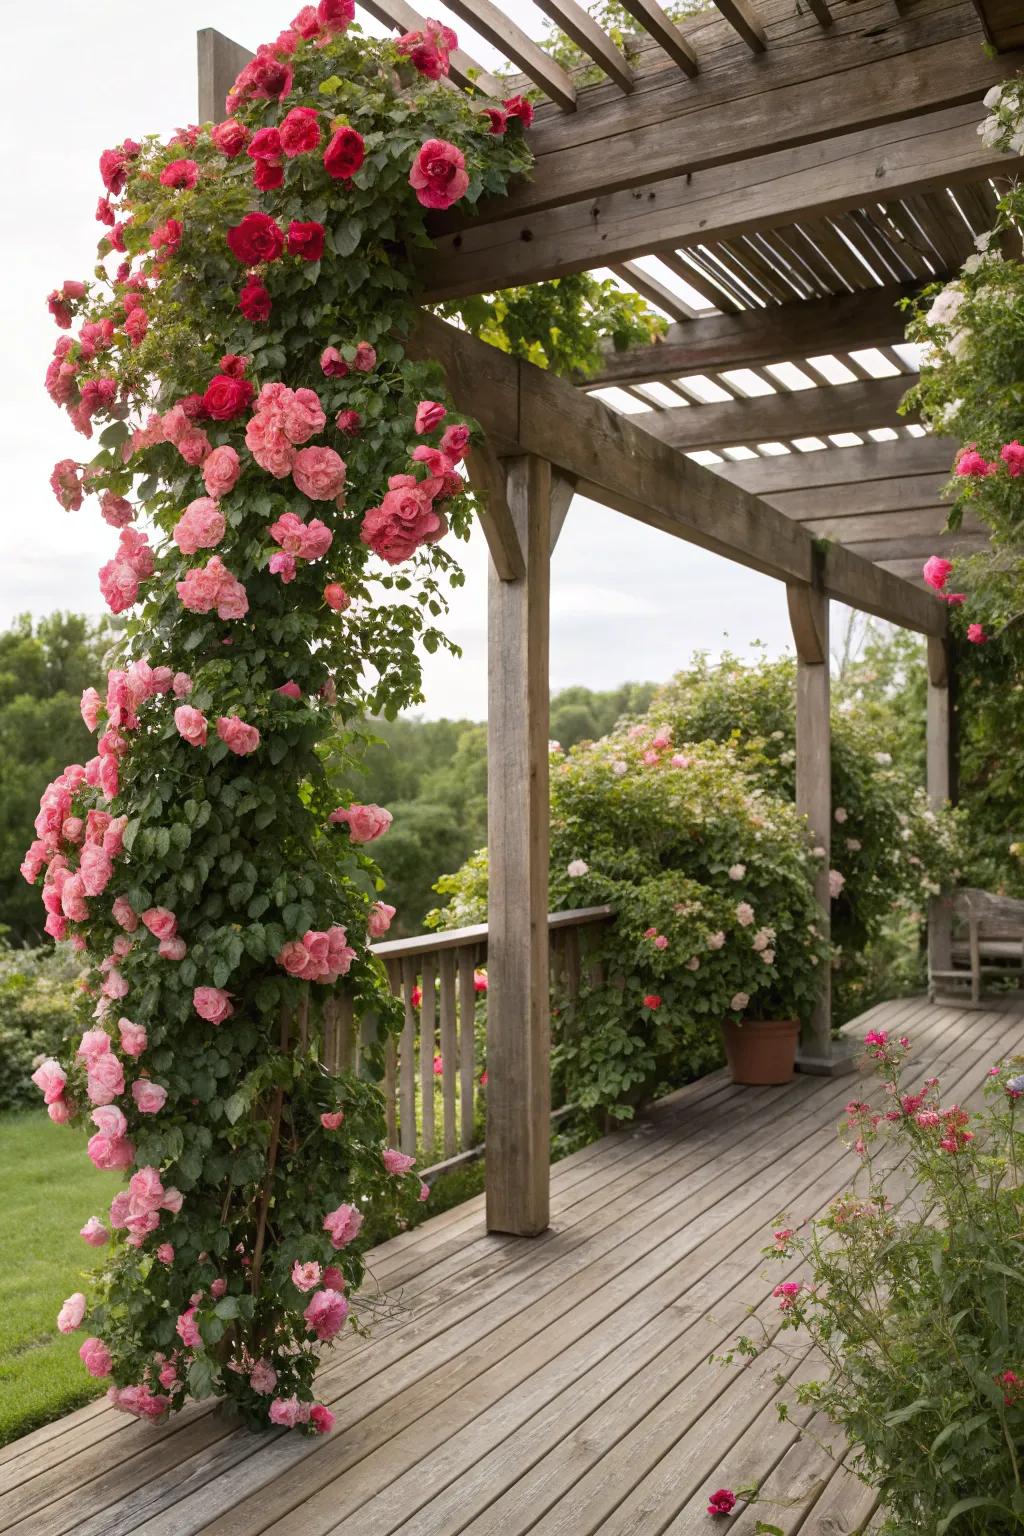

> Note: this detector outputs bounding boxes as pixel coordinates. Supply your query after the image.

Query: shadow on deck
[3,995,1022,1536]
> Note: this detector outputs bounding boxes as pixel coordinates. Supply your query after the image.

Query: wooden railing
[323,906,612,1177]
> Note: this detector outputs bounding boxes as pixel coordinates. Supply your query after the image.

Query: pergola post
[787,582,833,1069]
[927,635,954,973]
[484,454,552,1236]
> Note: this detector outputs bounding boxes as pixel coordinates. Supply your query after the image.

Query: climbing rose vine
[29,2,532,1431]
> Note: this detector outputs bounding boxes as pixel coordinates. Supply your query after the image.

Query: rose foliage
[725,1034,1024,1534]
[28,3,534,1431]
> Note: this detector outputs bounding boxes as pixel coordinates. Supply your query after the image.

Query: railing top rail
[370,905,613,962]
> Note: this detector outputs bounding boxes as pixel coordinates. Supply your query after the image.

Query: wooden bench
[929,887,1024,1006]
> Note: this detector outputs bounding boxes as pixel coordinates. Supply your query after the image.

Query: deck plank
[1,998,1018,1536]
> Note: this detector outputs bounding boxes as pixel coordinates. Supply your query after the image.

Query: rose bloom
[329,803,392,842]
[409,138,469,210]
[217,716,260,755]
[212,118,248,157]
[415,400,447,434]
[141,906,177,941]
[193,985,234,1024]
[291,1260,322,1293]
[320,346,348,378]
[57,1292,87,1333]
[80,1217,110,1247]
[304,1288,349,1341]
[310,1405,335,1435]
[226,211,284,265]
[287,220,325,261]
[80,1337,113,1378]
[202,374,253,421]
[132,1079,168,1115]
[383,1147,416,1176]
[280,106,321,156]
[292,446,346,501]
[320,1110,344,1130]
[323,1201,363,1249]
[250,1359,277,1395]
[175,705,208,747]
[922,555,954,591]
[367,901,396,938]
[323,125,365,180]
[87,1051,125,1106]
[118,1017,147,1057]
[240,278,271,323]
[324,583,350,611]
[202,444,241,498]
[173,497,226,555]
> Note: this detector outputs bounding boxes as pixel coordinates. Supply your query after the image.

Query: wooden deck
[3,995,1023,1536]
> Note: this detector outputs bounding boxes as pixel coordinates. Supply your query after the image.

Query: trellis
[199,0,1022,1239]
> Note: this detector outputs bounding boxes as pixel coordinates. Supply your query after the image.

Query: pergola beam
[710,436,955,492]
[421,103,1017,299]
[432,7,1020,221]
[587,285,922,387]
[631,376,914,452]
[972,0,1024,50]
[410,313,947,636]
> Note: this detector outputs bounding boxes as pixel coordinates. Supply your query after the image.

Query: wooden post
[197,29,254,123]
[787,581,837,1072]
[927,635,954,974]
[486,454,552,1236]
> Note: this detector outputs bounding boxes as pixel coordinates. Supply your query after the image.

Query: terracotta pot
[721,1018,799,1086]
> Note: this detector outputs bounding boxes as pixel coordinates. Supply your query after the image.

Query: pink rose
[80,1217,109,1247]
[320,1110,344,1130]
[173,497,225,555]
[323,1201,363,1249]
[112,896,139,932]
[132,1079,168,1114]
[77,1028,112,1067]
[250,1359,278,1395]
[320,346,348,378]
[217,716,260,755]
[383,1147,416,1176]
[203,445,242,498]
[87,1130,134,1170]
[79,1337,113,1377]
[156,1243,175,1264]
[31,1057,67,1104]
[292,445,346,501]
[173,672,193,698]
[270,551,297,583]
[291,1260,321,1292]
[118,1017,147,1056]
[304,1288,348,1341]
[176,1307,201,1348]
[353,342,376,373]
[922,555,953,591]
[57,1292,87,1333]
[367,901,395,938]
[279,106,321,156]
[194,986,234,1024]
[310,1405,335,1434]
[439,423,470,462]
[329,803,393,842]
[87,1051,125,1106]
[175,705,208,747]
[409,138,469,210]
[268,1396,303,1427]
[324,583,349,611]
[414,400,446,434]
[141,906,177,941]
[276,680,302,700]
[160,935,187,960]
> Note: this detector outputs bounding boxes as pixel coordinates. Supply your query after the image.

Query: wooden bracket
[465,444,526,582]
[549,473,576,553]
[786,582,828,665]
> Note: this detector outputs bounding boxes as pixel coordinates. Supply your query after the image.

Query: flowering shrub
[433,730,828,1119]
[651,655,963,1020]
[729,1034,1024,1534]
[27,4,534,1431]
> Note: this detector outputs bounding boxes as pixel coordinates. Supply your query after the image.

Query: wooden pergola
[200,0,1023,1239]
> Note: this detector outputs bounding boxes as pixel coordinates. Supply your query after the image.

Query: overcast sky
[5,1,798,720]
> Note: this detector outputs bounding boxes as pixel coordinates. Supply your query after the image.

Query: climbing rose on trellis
[28,3,532,1431]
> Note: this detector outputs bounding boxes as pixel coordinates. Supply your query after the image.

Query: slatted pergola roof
[365,0,1021,588]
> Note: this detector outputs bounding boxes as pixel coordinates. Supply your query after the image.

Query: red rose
[211,119,249,158]
[248,127,283,161]
[503,95,534,127]
[482,107,508,135]
[219,354,248,378]
[96,197,115,226]
[202,374,255,421]
[99,147,128,194]
[239,278,272,322]
[159,158,199,190]
[253,159,284,192]
[279,107,321,157]
[336,409,361,435]
[226,212,285,265]
[323,126,365,181]
[287,220,325,261]
[318,0,354,31]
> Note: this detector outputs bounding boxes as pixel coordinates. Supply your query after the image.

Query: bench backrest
[952,888,1024,943]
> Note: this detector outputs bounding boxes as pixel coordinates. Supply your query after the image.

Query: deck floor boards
[2,997,1021,1536]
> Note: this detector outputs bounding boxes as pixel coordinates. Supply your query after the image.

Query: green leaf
[224,1092,247,1125]
[187,1355,217,1400]
[937,1498,1013,1534]
[214,1296,240,1320]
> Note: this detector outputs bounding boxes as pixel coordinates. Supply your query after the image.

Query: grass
[0,1111,121,1447]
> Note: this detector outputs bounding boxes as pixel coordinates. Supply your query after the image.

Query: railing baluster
[420,961,437,1161]
[439,950,458,1159]
[334,993,356,1074]
[458,947,477,1150]
[399,958,417,1157]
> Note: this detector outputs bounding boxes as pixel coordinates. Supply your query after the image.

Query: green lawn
[0,1112,121,1446]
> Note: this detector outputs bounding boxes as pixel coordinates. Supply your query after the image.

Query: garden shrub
[0,945,83,1110]
[728,1032,1024,1534]
[434,730,829,1120]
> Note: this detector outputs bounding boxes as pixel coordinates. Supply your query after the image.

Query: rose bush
[433,728,829,1120]
[27,3,534,1431]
